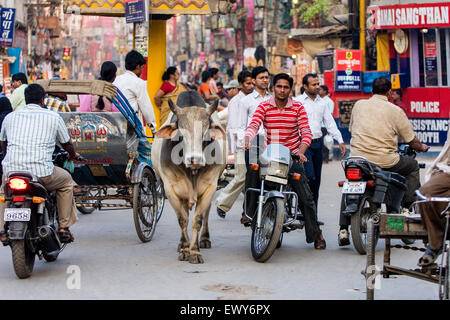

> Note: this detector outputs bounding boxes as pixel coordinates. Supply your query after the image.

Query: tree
[294,0,333,27]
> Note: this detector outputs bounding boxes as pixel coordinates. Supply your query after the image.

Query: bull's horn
[207,99,219,116]
[168,98,181,115]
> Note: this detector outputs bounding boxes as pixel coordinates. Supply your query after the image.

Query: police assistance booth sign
[334,50,363,92]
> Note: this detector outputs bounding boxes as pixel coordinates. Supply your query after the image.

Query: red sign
[367,3,450,30]
[335,50,363,91]
[424,42,437,58]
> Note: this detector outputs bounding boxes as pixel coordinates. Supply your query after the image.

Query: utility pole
[185,15,191,59]
[262,0,269,65]
[240,0,245,62]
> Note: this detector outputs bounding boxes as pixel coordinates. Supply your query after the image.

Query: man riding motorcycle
[244,73,326,249]
[338,77,429,245]
[0,84,80,245]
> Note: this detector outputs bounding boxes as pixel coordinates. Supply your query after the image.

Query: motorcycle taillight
[8,177,29,191]
[346,168,362,180]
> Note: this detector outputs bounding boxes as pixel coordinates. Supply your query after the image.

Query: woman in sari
[154,66,186,124]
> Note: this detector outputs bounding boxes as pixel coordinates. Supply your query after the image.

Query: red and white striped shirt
[245,97,312,154]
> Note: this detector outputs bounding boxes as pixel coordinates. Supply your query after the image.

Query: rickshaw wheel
[133,167,158,243]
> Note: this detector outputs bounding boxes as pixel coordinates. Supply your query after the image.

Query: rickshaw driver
[417,128,450,267]
[0,84,81,245]
[244,73,326,249]
[114,50,156,131]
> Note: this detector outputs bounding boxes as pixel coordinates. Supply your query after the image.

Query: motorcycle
[339,145,425,255]
[244,144,304,263]
[2,150,79,279]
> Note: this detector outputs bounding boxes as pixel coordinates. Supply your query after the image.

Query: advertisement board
[0,8,15,47]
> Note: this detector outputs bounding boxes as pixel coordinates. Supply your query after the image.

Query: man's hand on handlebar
[420,143,430,153]
[293,152,308,163]
[68,152,83,161]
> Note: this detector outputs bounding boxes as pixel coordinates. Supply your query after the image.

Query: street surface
[0,159,439,300]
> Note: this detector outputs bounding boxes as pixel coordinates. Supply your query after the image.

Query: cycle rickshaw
[37,79,165,243]
[364,190,450,300]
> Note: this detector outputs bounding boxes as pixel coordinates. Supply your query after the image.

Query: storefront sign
[335,50,363,92]
[0,8,15,47]
[125,0,148,23]
[404,88,450,145]
[368,3,450,30]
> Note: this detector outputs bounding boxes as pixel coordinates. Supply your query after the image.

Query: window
[415,28,449,87]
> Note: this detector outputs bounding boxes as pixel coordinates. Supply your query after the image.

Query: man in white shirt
[319,85,335,163]
[216,70,254,218]
[294,73,346,213]
[113,50,156,130]
[236,66,271,225]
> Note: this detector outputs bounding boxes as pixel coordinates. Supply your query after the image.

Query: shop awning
[290,24,348,38]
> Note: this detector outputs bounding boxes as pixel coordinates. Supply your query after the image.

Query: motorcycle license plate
[4,208,31,222]
[342,182,366,194]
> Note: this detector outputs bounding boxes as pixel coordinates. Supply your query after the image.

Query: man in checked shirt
[244,73,326,249]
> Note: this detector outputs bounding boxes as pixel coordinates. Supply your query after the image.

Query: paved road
[0,160,440,300]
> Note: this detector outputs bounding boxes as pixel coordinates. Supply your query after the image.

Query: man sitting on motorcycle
[0,84,80,245]
[338,77,429,245]
[244,73,326,249]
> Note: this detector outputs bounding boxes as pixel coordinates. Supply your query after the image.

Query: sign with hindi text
[335,50,363,92]
[0,8,15,47]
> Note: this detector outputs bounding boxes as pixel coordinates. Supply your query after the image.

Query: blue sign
[335,71,362,91]
[125,0,147,23]
[0,8,15,47]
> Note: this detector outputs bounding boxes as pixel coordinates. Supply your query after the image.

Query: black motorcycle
[2,150,77,279]
[245,144,304,262]
[339,145,425,255]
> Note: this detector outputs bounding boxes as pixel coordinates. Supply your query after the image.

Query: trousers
[0,167,78,231]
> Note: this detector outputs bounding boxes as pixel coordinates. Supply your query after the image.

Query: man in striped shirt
[244,73,326,249]
[0,84,80,245]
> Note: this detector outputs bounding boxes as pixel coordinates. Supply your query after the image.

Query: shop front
[367,2,450,146]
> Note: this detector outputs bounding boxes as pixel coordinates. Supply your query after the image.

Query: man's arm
[61,140,79,160]
[296,105,312,162]
[137,80,156,128]
[1,141,7,157]
[323,104,346,156]
[408,136,429,153]
[244,103,265,150]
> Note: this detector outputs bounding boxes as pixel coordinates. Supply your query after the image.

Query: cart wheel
[155,177,165,222]
[133,167,157,243]
[365,218,376,300]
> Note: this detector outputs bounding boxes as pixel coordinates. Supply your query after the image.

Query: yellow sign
[68,0,210,16]
[346,51,353,60]
[391,73,400,89]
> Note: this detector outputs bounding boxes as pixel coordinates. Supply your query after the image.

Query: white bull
[151,91,227,264]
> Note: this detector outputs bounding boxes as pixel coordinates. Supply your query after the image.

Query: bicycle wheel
[133,168,158,243]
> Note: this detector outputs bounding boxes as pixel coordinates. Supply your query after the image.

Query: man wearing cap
[216,71,254,218]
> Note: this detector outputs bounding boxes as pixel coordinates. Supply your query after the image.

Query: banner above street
[367,2,450,30]
[68,0,210,16]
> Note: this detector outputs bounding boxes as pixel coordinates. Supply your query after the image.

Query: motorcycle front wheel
[251,198,284,263]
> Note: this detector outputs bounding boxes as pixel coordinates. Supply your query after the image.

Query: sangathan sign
[367,3,450,30]
[334,50,362,92]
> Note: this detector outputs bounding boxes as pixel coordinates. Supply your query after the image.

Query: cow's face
[156,99,221,169]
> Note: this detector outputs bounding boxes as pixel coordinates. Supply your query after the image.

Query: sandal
[59,228,75,243]
[418,246,442,267]
[240,215,251,227]
[314,233,327,250]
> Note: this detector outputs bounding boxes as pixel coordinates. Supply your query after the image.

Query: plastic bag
[323,134,333,151]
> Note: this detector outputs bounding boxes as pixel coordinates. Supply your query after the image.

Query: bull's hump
[176,91,207,108]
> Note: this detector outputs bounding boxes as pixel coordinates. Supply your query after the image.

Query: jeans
[304,138,324,210]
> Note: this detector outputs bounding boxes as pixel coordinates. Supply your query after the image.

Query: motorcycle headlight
[266,161,289,178]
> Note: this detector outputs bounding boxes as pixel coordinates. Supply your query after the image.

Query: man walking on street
[237,66,271,225]
[295,74,346,212]
[216,71,254,218]
[114,50,156,130]
[10,73,28,111]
